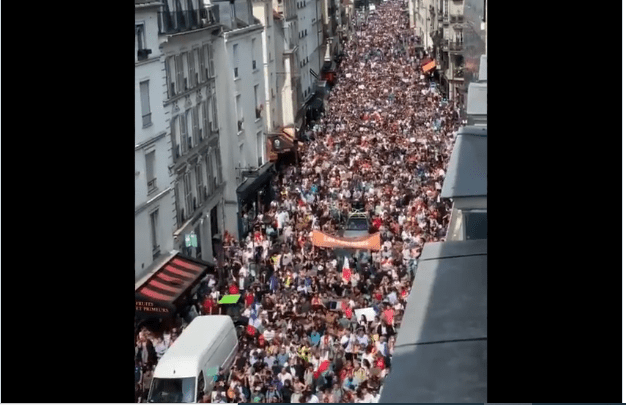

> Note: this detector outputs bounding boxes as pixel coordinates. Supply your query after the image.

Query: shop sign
[185,232,198,248]
[136,300,171,314]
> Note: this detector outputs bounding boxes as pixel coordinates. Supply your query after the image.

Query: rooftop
[379,239,487,402]
[440,126,487,199]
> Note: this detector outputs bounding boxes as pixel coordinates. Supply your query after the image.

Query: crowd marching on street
[135,0,464,401]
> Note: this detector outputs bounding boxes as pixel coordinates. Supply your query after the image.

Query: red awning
[135,254,213,316]
[422,59,436,73]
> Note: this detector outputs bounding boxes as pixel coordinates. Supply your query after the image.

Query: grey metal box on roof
[441,131,487,199]
[478,54,487,81]
[467,82,487,117]
[420,239,487,260]
[379,340,487,403]
[380,239,487,402]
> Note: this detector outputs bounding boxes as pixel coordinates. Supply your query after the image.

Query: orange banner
[311,230,381,251]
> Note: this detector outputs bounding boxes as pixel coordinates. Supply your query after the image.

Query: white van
[147,315,238,403]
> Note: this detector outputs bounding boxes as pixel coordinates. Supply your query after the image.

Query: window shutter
[169,56,178,97]
[171,116,179,159]
[193,48,200,86]
[206,151,214,194]
[211,91,218,131]
[184,171,193,215]
[199,45,206,83]
[188,50,195,88]
[182,52,189,90]
[196,164,204,204]
[208,43,214,78]
[140,81,151,123]
[165,57,173,98]
[186,110,193,150]
[176,54,184,94]
[180,113,187,153]
[203,100,210,136]
[215,147,223,185]
[192,105,200,145]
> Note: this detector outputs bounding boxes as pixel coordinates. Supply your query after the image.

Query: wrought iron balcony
[158,5,219,35]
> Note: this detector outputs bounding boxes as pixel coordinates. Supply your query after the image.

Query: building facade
[273,0,303,131]
[212,0,270,240]
[252,0,281,133]
[158,0,227,264]
[135,0,178,281]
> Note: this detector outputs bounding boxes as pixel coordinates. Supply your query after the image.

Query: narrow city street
[135,0,464,402]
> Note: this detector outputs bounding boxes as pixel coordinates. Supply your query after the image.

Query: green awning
[218,294,241,304]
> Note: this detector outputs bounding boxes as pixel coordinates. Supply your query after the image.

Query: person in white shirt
[263,326,276,342]
[243,247,254,266]
[398,213,406,226]
[278,368,293,385]
[359,388,375,403]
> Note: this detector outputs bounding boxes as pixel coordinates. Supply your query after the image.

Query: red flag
[314,359,331,379]
[383,309,394,325]
[246,325,257,336]
[342,257,351,283]
[341,301,353,319]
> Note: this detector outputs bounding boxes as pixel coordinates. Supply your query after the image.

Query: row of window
[233,41,259,79]
[296,0,306,8]
[175,147,223,227]
[298,28,308,38]
[170,85,219,161]
[165,43,215,99]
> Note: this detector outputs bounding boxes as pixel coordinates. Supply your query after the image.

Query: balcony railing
[142,113,152,128]
[148,178,157,193]
[449,41,463,52]
[158,5,219,35]
[450,14,463,24]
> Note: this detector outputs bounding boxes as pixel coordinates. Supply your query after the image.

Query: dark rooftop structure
[379,239,487,402]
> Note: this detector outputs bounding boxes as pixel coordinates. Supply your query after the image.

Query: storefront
[236,161,276,239]
[135,252,215,324]
[321,60,338,86]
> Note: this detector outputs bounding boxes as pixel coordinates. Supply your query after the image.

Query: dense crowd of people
[135,0,463,402]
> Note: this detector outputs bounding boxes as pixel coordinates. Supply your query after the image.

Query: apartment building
[158,0,226,263]
[211,0,271,240]
[253,0,281,134]
[296,0,323,104]
[273,0,302,131]
[135,0,178,281]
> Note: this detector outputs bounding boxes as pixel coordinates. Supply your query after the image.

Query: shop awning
[309,97,324,111]
[236,161,275,202]
[135,253,213,317]
[422,59,436,73]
